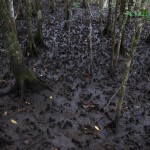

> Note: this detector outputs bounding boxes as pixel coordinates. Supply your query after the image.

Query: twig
[103,87,121,112]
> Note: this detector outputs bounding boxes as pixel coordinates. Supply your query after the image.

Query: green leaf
[134,11,138,16]
[124,11,132,17]
[137,11,142,17]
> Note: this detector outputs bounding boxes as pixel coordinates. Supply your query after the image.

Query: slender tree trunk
[64,0,72,30]
[114,0,129,70]
[26,0,37,56]
[114,16,127,70]
[98,0,104,24]
[113,18,143,132]
[103,0,112,36]
[0,0,43,100]
[34,0,44,46]
[110,0,119,75]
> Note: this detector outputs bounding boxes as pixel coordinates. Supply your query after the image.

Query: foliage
[124,8,150,20]
[72,2,81,8]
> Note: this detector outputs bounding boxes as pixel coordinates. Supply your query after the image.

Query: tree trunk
[110,0,119,75]
[113,18,143,132]
[0,0,43,99]
[6,0,17,33]
[103,0,112,36]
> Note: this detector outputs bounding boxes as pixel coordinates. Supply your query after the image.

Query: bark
[0,0,43,100]
[26,0,37,56]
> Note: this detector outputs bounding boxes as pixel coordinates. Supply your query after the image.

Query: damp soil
[0,1,150,150]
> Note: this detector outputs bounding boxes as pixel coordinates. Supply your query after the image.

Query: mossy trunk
[26,0,37,56]
[34,0,44,46]
[0,0,42,98]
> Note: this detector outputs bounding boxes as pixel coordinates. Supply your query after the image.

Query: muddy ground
[0,1,150,150]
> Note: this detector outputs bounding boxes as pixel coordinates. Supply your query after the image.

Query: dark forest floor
[0,1,150,150]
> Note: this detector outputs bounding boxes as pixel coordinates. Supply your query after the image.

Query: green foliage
[72,2,81,8]
[124,8,150,20]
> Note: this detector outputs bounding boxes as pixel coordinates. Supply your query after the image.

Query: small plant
[124,7,150,18]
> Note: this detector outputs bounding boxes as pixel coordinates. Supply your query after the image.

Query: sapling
[110,0,119,75]
[107,3,150,132]
[113,17,144,132]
